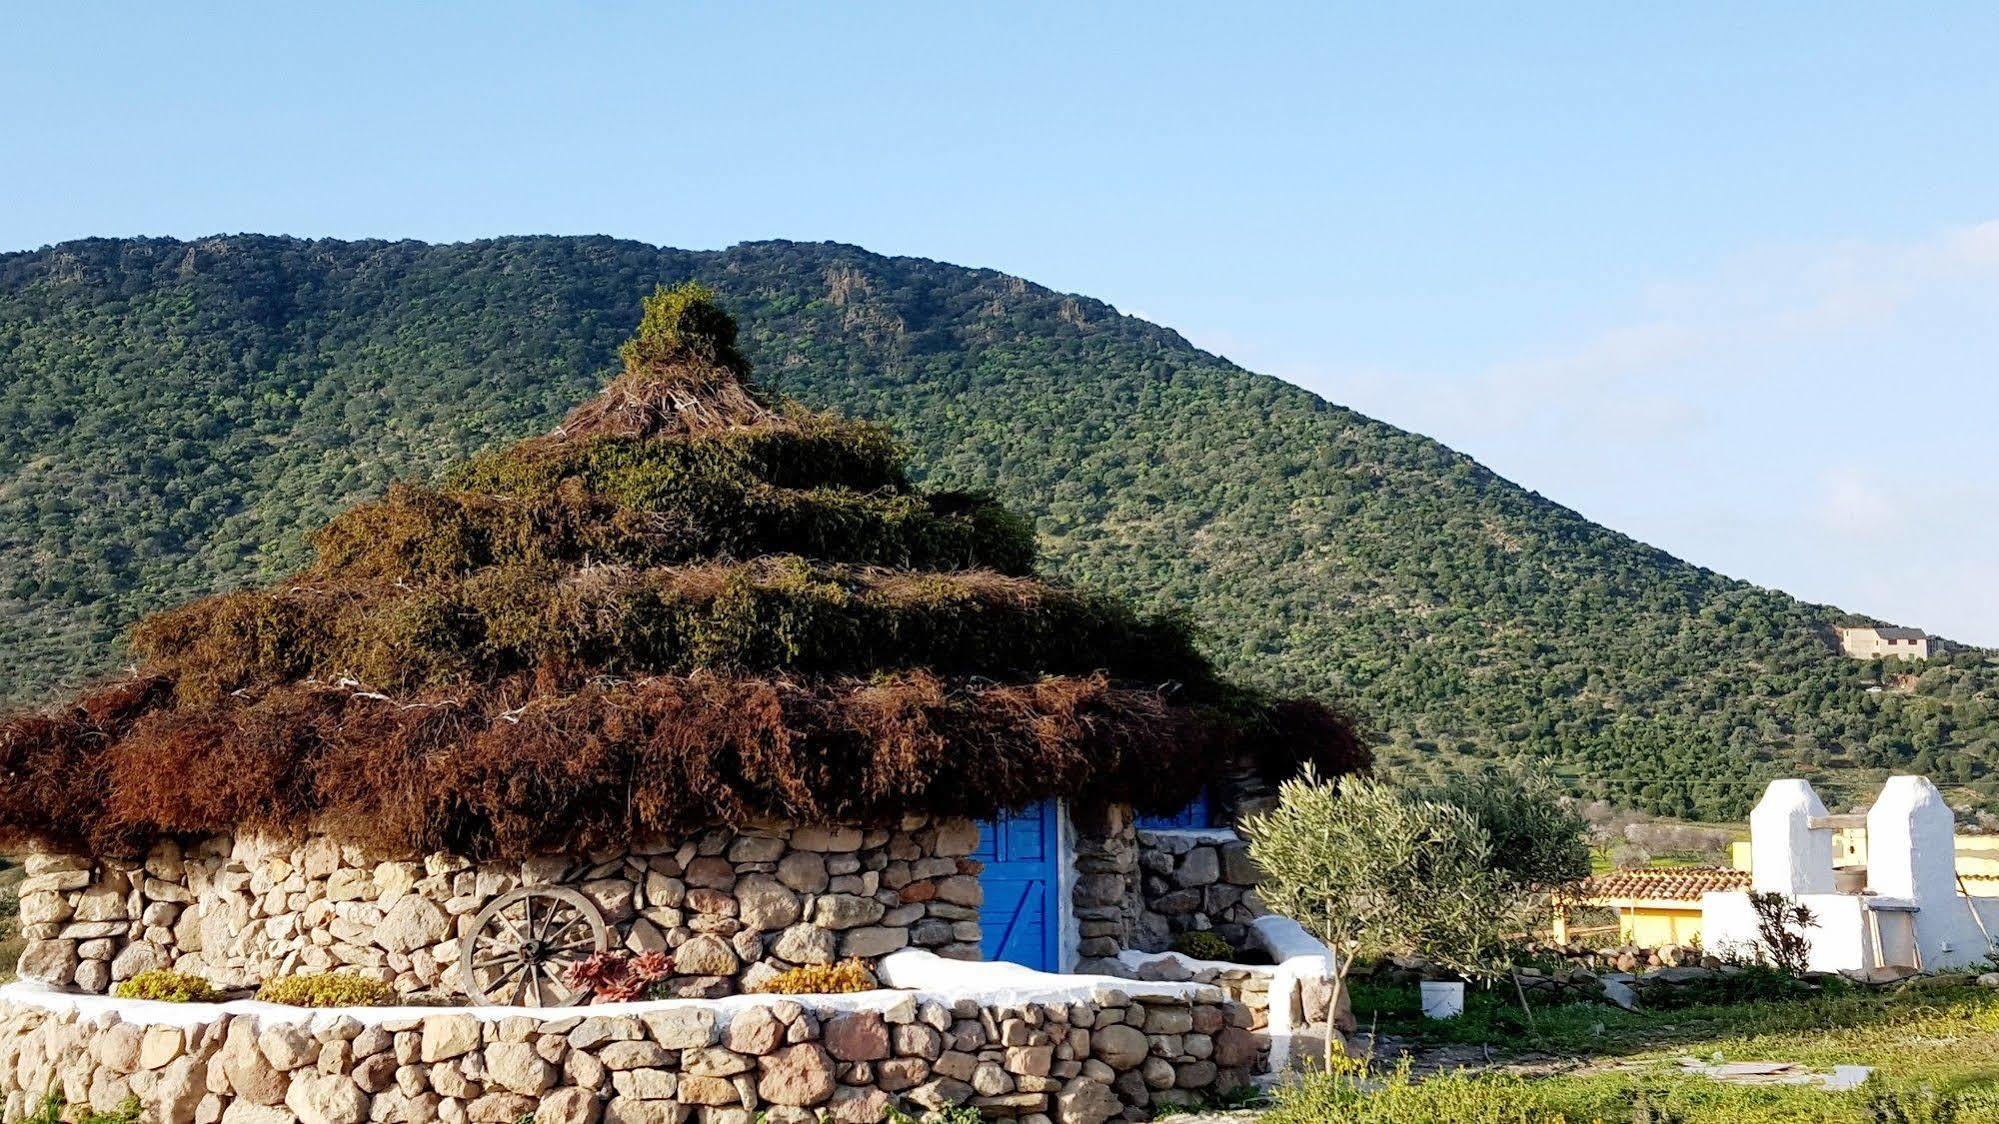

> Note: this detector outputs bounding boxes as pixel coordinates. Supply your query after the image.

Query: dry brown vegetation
[0,283,1364,858]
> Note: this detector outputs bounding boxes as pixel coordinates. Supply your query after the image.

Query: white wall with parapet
[1707,777,1999,973]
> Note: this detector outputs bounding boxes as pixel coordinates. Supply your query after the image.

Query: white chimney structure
[1702,776,1999,973]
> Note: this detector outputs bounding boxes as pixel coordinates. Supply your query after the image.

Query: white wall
[1708,777,1999,972]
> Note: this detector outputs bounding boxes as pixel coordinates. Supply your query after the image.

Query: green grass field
[1261,979,1999,1122]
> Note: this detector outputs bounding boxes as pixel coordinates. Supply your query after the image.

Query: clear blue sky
[6,4,1997,642]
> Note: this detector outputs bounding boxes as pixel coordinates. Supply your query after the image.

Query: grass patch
[1321,980,1999,1120]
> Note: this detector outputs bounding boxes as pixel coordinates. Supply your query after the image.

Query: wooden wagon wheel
[460,887,609,1007]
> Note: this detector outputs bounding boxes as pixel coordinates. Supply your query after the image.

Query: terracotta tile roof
[1581,867,1750,903]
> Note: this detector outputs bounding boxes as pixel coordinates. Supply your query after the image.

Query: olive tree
[1240,765,1505,1061]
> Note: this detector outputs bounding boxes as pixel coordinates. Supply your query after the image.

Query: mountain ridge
[2,233,1993,819]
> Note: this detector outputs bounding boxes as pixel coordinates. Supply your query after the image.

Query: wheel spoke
[484,961,525,1001]
[471,952,518,970]
[543,911,582,947]
[544,906,579,943]
[524,896,538,946]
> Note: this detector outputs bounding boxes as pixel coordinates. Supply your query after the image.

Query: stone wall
[0,981,1261,1124]
[1068,807,1140,974]
[1132,831,1261,953]
[16,817,983,1001]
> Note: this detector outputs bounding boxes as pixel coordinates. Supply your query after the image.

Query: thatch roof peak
[559,283,779,440]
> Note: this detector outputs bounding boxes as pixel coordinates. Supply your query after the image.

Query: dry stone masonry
[1132,831,1262,953]
[0,984,1259,1124]
[17,818,984,1000]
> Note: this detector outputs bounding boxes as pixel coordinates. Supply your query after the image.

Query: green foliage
[255,971,397,1007]
[112,968,222,1003]
[620,281,749,375]
[884,1105,983,1124]
[8,1092,142,1124]
[1242,766,1512,994]
[2,237,1996,817]
[1263,1060,1999,1124]
[1170,930,1238,962]
[1423,763,1593,892]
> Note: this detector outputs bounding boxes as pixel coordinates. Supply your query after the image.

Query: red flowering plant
[562,949,673,1003]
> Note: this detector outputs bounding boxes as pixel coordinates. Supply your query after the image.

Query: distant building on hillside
[1837,625,1931,661]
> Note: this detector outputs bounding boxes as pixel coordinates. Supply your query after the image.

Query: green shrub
[9,1092,141,1124]
[1170,931,1237,962]
[256,972,396,1007]
[113,969,222,1003]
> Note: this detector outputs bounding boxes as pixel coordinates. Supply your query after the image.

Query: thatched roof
[0,285,1366,857]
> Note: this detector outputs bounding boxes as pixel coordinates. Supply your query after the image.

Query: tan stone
[377,896,451,954]
[733,876,800,932]
[775,854,828,895]
[354,1053,399,1094]
[483,1042,555,1095]
[1089,1024,1146,1069]
[598,1041,669,1070]
[641,1007,717,1050]
[789,826,862,853]
[769,925,835,966]
[810,895,883,930]
[722,1007,782,1055]
[825,1086,890,1124]
[286,1072,369,1124]
[672,935,739,977]
[467,1093,538,1123]
[420,1016,482,1063]
[676,1075,737,1106]
[219,1101,295,1124]
[839,927,908,959]
[73,885,131,922]
[534,1087,601,1124]
[1056,1078,1121,1124]
[95,1021,145,1072]
[150,1056,206,1124]
[220,1021,288,1106]
[140,1026,187,1070]
[756,1044,835,1107]
[822,1013,889,1063]
[259,1024,318,1071]
[16,940,78,984]
[604,1098,692,1124]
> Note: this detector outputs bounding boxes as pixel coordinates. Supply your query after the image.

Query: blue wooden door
[974,800,1062,970]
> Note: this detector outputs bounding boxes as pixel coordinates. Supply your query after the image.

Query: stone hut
[0,285,1365,1007]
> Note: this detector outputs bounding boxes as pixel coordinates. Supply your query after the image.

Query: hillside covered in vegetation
[1,235,1994,819]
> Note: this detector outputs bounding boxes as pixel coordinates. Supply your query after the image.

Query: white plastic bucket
[1419,980,1466,1019]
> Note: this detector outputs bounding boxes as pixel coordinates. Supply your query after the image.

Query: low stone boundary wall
[0,957,1260,1124]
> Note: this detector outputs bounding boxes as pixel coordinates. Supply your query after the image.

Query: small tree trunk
[1509,967,1538,1032]
[1323,945,1350,1068]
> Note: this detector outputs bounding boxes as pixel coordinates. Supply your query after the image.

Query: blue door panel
[1137,789,1212,831]
[975,801,1061,970]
